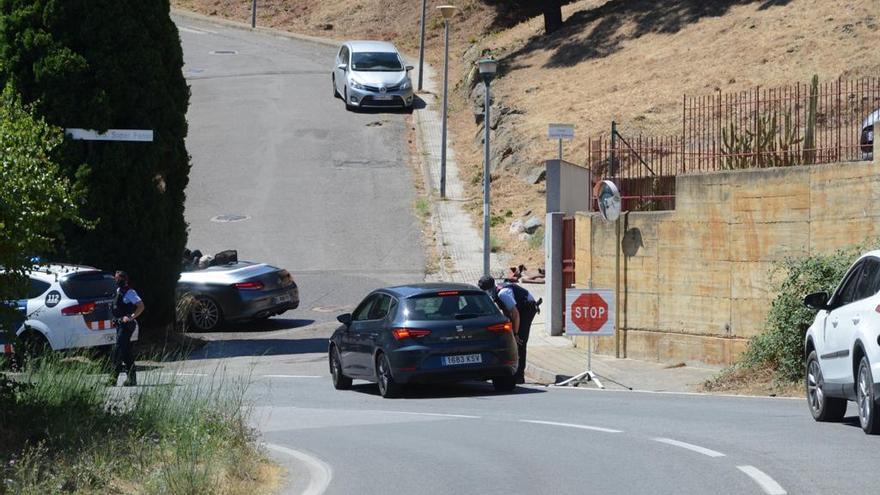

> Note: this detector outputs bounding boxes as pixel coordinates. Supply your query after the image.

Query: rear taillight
[234,281,264,290]
[61,302,96,316]
[437,291,459,296]
[392,328,432,340]
[488,322,513,332]
[2,344,13,355]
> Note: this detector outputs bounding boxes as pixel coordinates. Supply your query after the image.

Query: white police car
[5,264,130,356]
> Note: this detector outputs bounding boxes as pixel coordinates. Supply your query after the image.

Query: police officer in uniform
[110,271,144,386]
[478,275,538,384]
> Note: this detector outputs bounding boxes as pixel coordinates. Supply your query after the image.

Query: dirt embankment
[172,0,880,268]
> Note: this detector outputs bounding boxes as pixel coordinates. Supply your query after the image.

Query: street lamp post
[417,0,427,91]
[437,5,456,199]
[477,57,497,277]
[251,0,257,28]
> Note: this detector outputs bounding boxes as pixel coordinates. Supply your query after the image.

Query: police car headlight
[399,80,411,90]
[350,79,366,90]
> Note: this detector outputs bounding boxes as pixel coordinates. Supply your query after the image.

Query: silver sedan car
[332,40,414,110]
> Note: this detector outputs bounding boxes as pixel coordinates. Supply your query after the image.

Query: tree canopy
[0,86,87,335]
[0,0,191,329]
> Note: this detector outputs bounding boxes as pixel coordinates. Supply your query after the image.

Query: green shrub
[1,356,264,494]
[528,227,545,250]
[743,246,862,381]
[415,198,430,218]
[490,236,501,253]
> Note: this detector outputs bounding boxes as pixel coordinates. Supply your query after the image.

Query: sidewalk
[411,67,720,394]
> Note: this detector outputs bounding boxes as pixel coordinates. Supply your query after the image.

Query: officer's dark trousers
[515,303,538,381]
[113,322,137,383]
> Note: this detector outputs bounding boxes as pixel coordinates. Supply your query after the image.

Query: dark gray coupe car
[328,283,518,398]
[178,258,299,331]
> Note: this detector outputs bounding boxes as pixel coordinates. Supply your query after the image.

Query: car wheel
[857,356,880,434]
[190,296,223,332]
[806,350,846,422]
[330,346,352,390]
[376,353,401,398]
[332,75,338,98]
[344,87,353,111]
[14,330,50,368]
[492,375,516,393]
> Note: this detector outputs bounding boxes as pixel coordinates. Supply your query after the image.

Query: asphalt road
[175,15,880,495]
[180,15,424,327]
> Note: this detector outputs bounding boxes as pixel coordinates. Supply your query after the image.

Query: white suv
[5,265,128,356]
[804,251,880,433]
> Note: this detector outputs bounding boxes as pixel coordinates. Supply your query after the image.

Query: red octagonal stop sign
[570,293,609,332]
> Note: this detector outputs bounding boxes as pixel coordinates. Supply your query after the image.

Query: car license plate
[443,354,482,366]
[373,95,393,100]
[273,294,292,304]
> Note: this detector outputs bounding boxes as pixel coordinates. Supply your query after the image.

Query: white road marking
[547,385,802,400]
[738,465,787,494]
[261,374,323,378]
[370,410,481,419]
[520,419,622,433]
[265,443,332,495]
[178,25,218,35]
[653,438,725,458]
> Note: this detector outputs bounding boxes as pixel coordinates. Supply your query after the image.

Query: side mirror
[405,65,414,71]
[337,63,348,71]
[803,292,830,311]
[337,313,352,326]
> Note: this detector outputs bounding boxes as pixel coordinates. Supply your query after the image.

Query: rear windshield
[351,51,402,71]
[404,292,498,321]
[60,271,116,299]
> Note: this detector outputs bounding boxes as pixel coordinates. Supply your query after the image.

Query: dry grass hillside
[172,0,880,268]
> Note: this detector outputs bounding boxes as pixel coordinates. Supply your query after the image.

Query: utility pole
[417,0,427,91]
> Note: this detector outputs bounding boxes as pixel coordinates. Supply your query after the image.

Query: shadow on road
[188,318,316,334]
[177,338,328,361]
[349,96,423,114]
[348,381,546,399]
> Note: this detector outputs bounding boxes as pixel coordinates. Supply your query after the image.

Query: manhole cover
[210,50,238,55]
[211,214,250,223]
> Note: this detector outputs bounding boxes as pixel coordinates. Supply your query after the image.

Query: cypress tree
[0,0,191,330]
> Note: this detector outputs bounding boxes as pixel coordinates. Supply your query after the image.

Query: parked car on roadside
[328,283,518,398]
[804,250,880,434]
[1,265,121,357]
[332,40,414,111]
[177,251,299,332]
[861,108,877,158]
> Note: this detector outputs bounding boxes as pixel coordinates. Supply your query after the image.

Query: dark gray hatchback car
[328,283,518,398]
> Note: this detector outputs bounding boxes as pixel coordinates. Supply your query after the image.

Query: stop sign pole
[555,289,616,388]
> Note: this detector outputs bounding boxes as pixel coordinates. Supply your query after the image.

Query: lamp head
[437,5,457,20]
[476,57,497,83]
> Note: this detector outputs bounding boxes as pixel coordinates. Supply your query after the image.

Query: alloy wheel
[808,359,823,414]
[378,356,390,395]
[192,297,220,331]
[859,363,872,429]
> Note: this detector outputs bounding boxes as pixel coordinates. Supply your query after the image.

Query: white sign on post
[564,288,615,337]
[548,123,575,141]
[65,128,154,142]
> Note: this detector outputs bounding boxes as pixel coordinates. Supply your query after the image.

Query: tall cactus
[803,75,818,164]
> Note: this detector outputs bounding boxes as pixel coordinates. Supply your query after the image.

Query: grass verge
[0,355,279,494]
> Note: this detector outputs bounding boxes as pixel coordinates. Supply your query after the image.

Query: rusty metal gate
[562,216,575,290]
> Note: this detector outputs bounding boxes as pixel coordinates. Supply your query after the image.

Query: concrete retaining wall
[574,128,880,365]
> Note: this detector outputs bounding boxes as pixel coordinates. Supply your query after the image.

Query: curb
[525,361,566,386]
[171,8,341,48]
